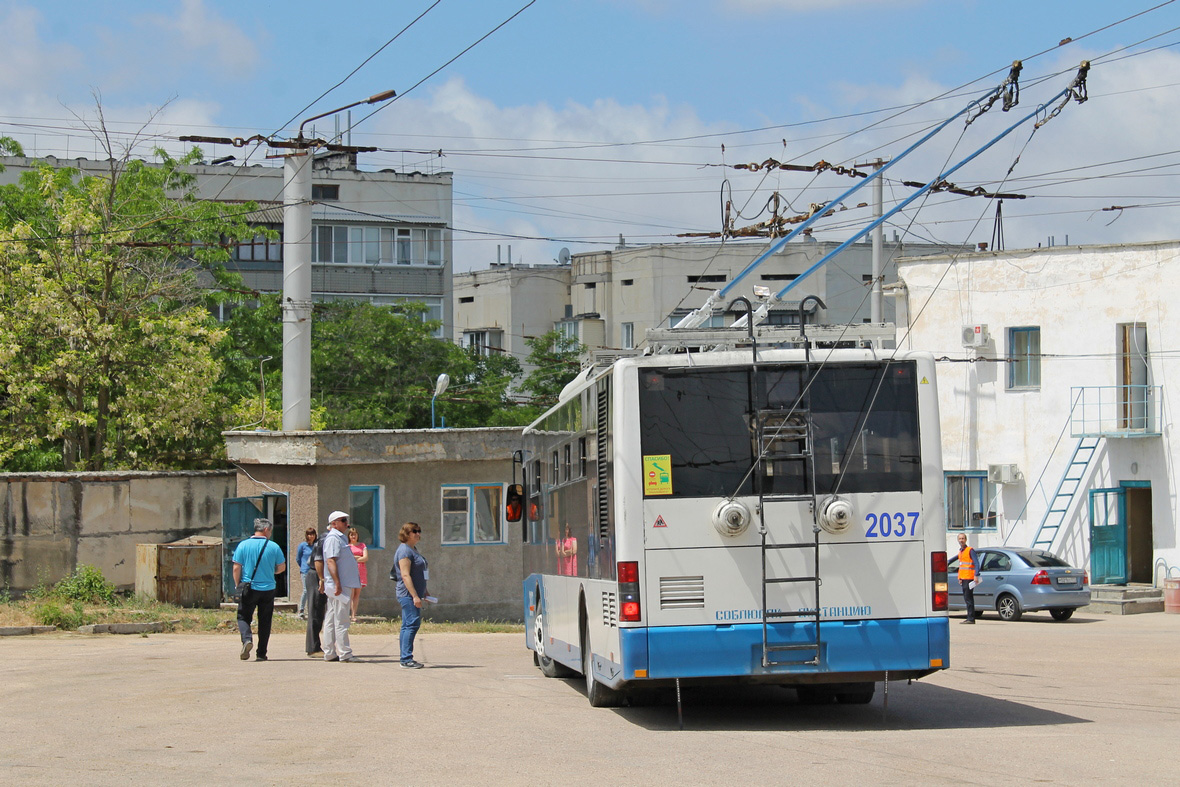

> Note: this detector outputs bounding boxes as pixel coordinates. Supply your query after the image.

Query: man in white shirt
[321,510,362,662]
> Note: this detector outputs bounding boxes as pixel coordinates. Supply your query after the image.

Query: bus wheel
[835,683,875,704]
[581,620,623,708]
[534,610,572,678]
[794,686,834,705]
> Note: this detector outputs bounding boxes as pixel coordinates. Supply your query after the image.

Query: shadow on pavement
[594,680,1089,732]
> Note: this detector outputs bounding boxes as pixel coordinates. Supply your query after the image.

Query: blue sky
[4,0,1180,269]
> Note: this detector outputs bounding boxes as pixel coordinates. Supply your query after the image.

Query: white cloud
[138,0,259,74]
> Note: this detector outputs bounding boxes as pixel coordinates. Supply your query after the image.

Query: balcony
[1070,385,1162,438]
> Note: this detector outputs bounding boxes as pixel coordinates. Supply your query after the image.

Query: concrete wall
[227,428,524,621]
[0,471,235,593]
[897,240,1180,581]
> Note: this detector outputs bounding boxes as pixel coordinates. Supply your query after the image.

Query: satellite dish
[557,247,571,266]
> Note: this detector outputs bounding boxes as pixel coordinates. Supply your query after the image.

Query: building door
[1123,482,1153,584]
[222,494,290,598]
[1089,488,1127,585]
[1118,323,1149,430]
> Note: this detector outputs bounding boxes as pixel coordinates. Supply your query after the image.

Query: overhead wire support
[775,62,1092,302]
[670,62,1034,330]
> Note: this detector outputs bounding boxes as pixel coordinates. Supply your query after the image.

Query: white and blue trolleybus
[512,324,951,706]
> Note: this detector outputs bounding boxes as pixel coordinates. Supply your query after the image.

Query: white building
[0,154,454,334]
[454,236,966,362]
[896,240,1177,587]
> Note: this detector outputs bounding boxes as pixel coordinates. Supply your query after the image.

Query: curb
[77,621,181,635]
[0,626,58,637]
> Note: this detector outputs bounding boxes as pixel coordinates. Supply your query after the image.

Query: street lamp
[297,89,397,141]
[432,373,450,429]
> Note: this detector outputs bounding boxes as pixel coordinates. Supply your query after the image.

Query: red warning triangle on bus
[653,515,667,528]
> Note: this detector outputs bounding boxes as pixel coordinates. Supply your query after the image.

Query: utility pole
[181,89,396,432]
[866,159,886,323]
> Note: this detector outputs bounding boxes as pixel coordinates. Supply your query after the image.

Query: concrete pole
[282,150,313,431]
[871,159,884,323]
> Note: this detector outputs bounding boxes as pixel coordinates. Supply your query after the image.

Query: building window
[441,484,505,545]
[945,472,997,531]
[578,437,587,478]
[555,320,577,343]
[687,274,726,283]
[622,279,634,286]
[235,234,282,262]
[621,322,634,349]
[312,184,340,201]
[1008,327,1041,389]
[760,273,798,282]
[312,225,445,266]
[563,444,572,482]
[459,296,474,304]
[463,330,502,356]
[349,485,383,548]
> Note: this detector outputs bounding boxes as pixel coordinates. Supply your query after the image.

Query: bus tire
[835,683,875,704]
[795,686,834,705]
[534,608,573,678]
[581,619,623,708]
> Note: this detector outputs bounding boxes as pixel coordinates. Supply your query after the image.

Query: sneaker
[340,656,361,663]
[307,650,324,659]
[240,640,253,661]
[256,655,268,662]
[324,655,339,662]
[961,619,976,624]
[400,660,424,669]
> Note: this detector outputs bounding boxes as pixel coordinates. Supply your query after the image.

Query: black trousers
[305,585,327,654]
[961,578,976,621]
[237,587,277,657]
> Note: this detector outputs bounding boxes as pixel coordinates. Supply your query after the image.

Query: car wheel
[1050,608,1075,621]
[996,593,1023,621]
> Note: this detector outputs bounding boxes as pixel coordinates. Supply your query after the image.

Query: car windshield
[1014,550,1072,568]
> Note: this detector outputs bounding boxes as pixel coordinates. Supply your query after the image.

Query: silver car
[947,546,1090,621]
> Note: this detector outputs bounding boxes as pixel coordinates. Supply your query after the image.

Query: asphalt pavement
[2,611,1178,785]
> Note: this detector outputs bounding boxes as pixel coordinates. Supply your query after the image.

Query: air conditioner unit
[961,324,989,347]
[987,463,1022,484]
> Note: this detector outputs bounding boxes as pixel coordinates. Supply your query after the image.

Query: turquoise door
[1088,488,1127,585]
[222,496,264,597]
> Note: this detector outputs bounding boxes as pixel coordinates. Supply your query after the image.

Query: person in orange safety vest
[957,532,979,624]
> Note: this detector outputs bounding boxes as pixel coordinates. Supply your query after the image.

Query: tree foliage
[0,148,260,470]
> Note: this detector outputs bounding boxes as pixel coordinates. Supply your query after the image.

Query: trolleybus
[513,327,950,706]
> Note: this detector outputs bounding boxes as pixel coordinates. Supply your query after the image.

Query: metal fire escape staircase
[756,401,822,668]
[1029,435,1101,551]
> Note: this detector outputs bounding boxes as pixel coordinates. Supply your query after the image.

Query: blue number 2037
[865,512,920,537]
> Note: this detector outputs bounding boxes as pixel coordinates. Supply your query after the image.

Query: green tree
[0,148,260,470]
[512,330,584,422]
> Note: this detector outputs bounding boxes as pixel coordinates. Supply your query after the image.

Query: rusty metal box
[135,537,223,608]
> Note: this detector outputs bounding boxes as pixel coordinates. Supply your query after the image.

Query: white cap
[328,510,349,524]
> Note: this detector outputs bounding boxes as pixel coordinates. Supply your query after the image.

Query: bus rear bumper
[620,617,950,684]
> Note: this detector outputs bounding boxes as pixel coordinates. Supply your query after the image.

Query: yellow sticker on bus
[643,454,673,496]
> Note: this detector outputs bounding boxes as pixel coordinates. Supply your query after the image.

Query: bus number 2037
[865,512,920,538]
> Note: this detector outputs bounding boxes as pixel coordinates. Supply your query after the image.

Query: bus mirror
[505,483,524,523]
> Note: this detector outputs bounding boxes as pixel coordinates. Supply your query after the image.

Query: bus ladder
[756,407,822,668]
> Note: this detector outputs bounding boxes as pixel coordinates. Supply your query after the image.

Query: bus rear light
[932,551,948,611]
[618,561,642,622]
[1031,570,1051,585]
[618,561,639,583]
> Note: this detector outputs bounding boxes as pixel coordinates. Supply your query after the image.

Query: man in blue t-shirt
[232,518,286,662]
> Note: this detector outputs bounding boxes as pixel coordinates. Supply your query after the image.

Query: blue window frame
[1008,327,1041,389]
[441,484,505,545]
[349,485,383,548]
[945,472,997,531]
